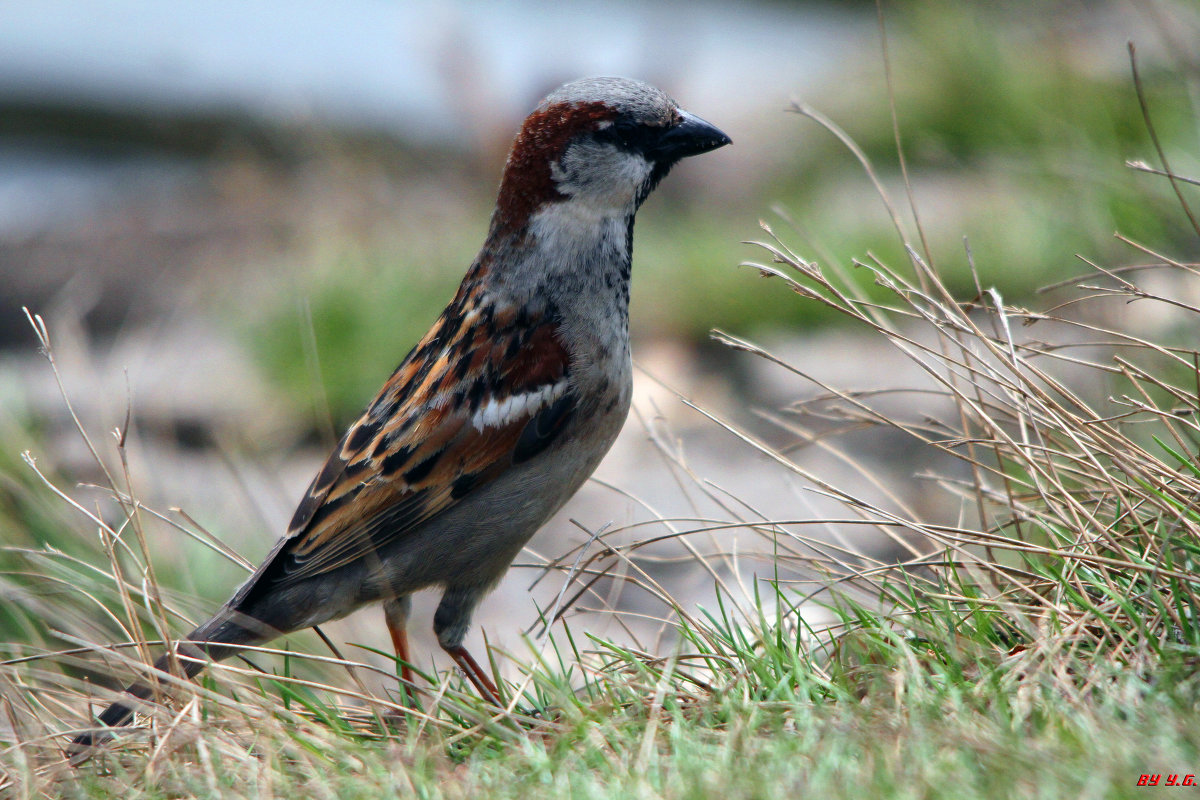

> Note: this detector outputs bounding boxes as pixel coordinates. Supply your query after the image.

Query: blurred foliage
[237,0,1199,425]
[0,408,95,647]
[0,398,80,559]
[243,241,470,428]
[0,404,226,650]
[769,1,1198,299]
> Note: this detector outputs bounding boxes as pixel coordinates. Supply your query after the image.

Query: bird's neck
[481,199,635,323]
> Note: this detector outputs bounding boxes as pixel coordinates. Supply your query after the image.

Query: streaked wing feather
[255,299,574,589]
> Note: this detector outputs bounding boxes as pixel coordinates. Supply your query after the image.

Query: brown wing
[243,296,576,593]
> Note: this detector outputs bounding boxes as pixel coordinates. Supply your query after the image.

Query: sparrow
[72,76,729,749]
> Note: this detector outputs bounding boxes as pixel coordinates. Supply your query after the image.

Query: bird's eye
[612,121,638,148]
[597,120,648,153]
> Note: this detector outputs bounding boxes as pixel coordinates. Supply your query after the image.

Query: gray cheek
[556,143,652,210]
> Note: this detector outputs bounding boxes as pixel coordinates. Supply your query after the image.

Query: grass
[6,4,1200,797]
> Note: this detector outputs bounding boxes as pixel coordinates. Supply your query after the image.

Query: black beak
[649,111,731,162]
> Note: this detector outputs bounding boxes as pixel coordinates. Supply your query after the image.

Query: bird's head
[489,77,730,241]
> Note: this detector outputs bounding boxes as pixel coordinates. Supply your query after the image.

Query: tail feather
[70,648,205,752]
[69,610,269,754]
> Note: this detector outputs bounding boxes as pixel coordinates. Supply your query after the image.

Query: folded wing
[235,295,574,598]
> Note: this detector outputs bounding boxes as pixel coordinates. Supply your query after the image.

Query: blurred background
[1,0,1198,685]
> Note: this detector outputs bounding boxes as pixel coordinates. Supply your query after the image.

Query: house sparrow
[72,76,729,748]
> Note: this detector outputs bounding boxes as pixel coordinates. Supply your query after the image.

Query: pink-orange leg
[444,644,502,706]
[384,617,415,687]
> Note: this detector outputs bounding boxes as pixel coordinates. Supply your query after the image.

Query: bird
[71,76,730,750]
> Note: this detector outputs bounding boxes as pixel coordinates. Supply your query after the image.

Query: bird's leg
[387,625,412,683]
[443,644,502,706]
[383,596,414,687]
[383,596,420,713]
[434,586,502,705]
